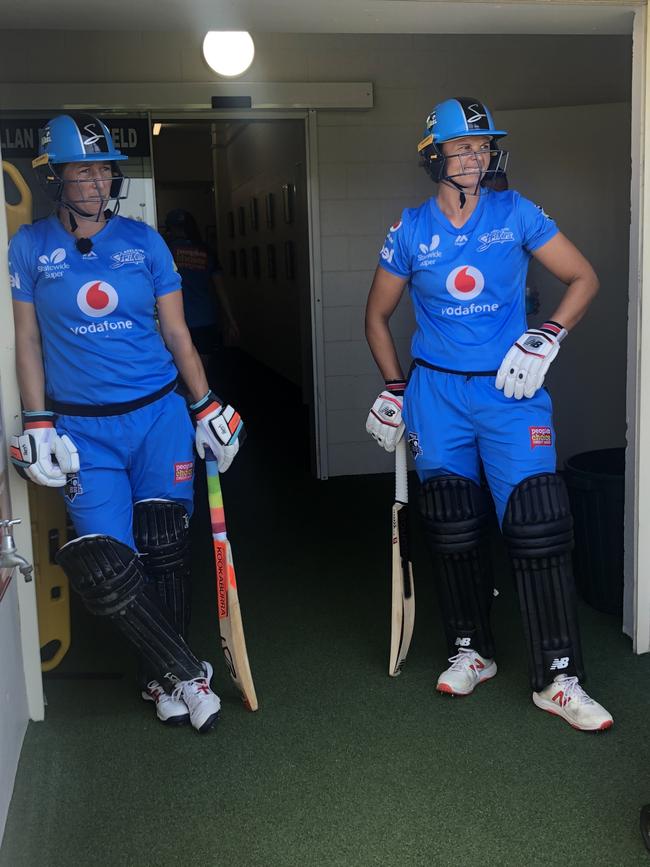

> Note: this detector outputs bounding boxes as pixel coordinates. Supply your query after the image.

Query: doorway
[151,118,315,474]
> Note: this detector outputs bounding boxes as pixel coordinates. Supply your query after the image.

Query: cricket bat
[389,436,415,677]
[205,450,258,711]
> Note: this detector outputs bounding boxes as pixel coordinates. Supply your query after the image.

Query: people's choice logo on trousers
[77,281,119,317]
[445,265,485,301]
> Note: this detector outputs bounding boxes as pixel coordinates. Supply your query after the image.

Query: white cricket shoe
[172,661,221,733]
[436,648,497,696]
[532,674,613,731]
[142,680,190,726]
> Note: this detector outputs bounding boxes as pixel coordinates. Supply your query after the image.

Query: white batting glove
[190,390,245,473]
[495,321,567,400]
[366,381,406,452]
[10,411,80,487]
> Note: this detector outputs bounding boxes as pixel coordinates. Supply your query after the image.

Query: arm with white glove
[190,390,245,473]
[10,410,79,487]
[495,321,567,400]
[365,265,410,450]
[496,232,599,400]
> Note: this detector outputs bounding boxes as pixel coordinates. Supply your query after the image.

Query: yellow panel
[28,485,71,672]
[2,160,33,238]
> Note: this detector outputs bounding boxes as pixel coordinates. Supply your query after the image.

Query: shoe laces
[171,671,211,706]
[554,674,595,706]
[446,648,478,672]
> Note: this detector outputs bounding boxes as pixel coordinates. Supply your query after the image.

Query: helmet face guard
[32,113,129,219]
[418,97,509,187]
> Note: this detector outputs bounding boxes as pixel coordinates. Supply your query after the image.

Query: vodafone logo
[77,280,118,317]
[446,265,485,301]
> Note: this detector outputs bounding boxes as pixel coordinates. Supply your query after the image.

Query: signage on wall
[0,117,151,158]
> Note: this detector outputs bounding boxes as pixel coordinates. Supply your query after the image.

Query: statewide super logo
[445,265,485,301]
[77,280,119,317]
[37,247,70,279]
[417,234,442,265]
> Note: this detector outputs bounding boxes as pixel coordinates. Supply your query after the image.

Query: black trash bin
[564,448,625,616]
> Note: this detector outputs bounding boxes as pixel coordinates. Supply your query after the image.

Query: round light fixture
[202,31,255,77]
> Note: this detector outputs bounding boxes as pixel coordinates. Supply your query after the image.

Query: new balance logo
[455,637,471,647]
[550,657,570,670]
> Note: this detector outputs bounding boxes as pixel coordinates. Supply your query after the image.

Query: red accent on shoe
[437,683,455,694]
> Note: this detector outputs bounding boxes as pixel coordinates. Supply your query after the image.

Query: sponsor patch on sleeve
[529,426,552,449]
[174,460,194,483]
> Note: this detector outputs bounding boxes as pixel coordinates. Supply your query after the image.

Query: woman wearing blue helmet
[9,113,246,733]
[365,97,612,731]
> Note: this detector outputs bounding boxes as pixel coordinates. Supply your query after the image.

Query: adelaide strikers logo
[77,280,119,317]
[445,265,485,301]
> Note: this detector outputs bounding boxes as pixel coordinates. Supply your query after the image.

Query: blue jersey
[168,239,220,329]
[9,214,181,404]
[378,190,558,371]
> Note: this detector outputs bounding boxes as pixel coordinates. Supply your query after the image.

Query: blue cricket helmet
[31,113,128,206]
[32,113,127,167]
[418,97,508,184]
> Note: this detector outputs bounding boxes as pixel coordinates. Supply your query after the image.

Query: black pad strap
[503,474,585,690]
[56,535,201,682]
[419,476,496,658]
[133,500,191,638]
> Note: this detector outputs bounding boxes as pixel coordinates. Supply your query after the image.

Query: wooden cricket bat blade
[214,538,259,711]
[389,501,406,676]
[396,560,415,672]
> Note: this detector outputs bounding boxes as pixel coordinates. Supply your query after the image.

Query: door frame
[0,143,44,722]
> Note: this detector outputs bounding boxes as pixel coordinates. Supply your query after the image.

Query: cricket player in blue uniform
[365,97,612,731]
[9,114,245,733]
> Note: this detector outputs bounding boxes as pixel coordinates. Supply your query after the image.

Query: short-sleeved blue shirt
[378,190,558,371]
[9,214,181,404]
[167,239,221,329]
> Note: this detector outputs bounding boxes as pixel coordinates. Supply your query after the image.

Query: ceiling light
[202,31,255,77]
[152,122,162,136]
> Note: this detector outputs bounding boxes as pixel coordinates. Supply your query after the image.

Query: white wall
[0,30,632,476]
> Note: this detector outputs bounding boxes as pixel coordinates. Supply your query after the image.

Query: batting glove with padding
[495,320,567,400]
[10,411,79,487]
[191,390,245,472]
[366,380,406,452]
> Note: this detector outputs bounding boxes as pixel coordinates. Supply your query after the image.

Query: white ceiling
[1,0,639,35]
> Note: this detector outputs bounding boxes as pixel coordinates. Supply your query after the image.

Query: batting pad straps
[419,476,496,659]
[502,473,584,691]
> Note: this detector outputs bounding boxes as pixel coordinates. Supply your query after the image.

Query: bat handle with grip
[395,436,408,505]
